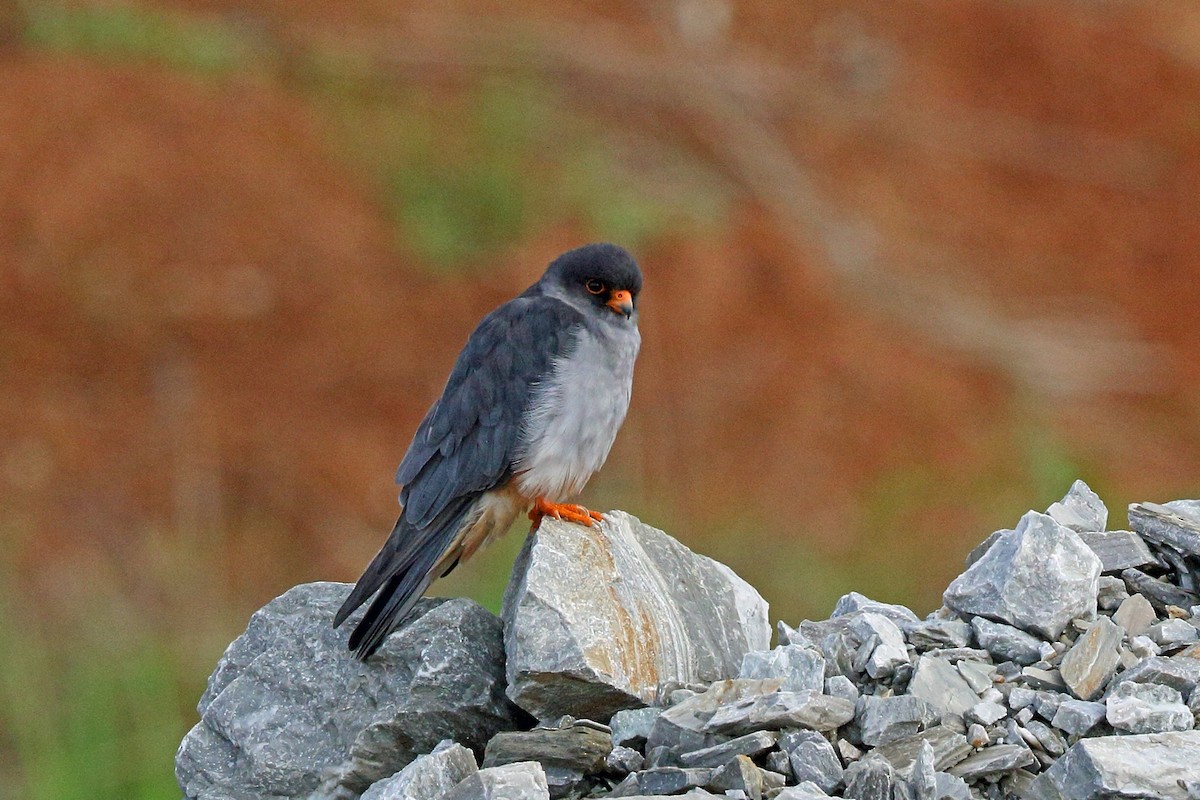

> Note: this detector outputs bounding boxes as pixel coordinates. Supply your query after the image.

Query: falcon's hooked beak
[606,289,634,319]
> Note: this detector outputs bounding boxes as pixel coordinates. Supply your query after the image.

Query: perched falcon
[334,243,642,659]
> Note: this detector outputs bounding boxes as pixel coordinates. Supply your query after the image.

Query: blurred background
[2,0,1200,796]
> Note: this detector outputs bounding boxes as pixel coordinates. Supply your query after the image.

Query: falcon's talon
[529,498,601,529]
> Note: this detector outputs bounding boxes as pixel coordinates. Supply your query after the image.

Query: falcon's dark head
[540,243,642,320]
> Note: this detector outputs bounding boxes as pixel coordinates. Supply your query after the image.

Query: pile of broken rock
[176,483,1200,800]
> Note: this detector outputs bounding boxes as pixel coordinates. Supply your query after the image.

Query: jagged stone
[906,656,978,717]
[946,744,1035,780]
[1027,731,1200,800]
[970,617,1043,666]
[780,730,843,793]
[965,529,1013,569]
[1147,618,1199,649]
[903,619,973,651]
[871,726,972,775]
[605,746,644,775]
[1105,681,1194,733]
[1021,667,1067,692]
[858,695,937,746]
[1050,700,1107,737]
[705,755,763,799]
[618,766,713,796]
[850,612,911,679]
[1105,655,1200,698]
[966,701,1006,726]
[501,512,770,722]
[776,783,833,800]
[702,690,855,735]
[1059,615,1122,701]
[955,660,996,694]
[1023,719,1067,756]
[679,731,778,768]
[360,741,477,800]
[1077,530,1155,573]
[832,592,920,625]
[843,756,897,800]
[442,762,549,800]
[610,707,661,749]
[1122,568,1199,612]
[482,719,611,795]
[1112,593,1156,637]
[1097,575,1130,610]
[1129,502,1200,558]
[738,645,825,693]
[944,511,1101,640]
[825,675,860,704]
[647,679,780,752]
[1047,480,1108,533]
[175,585,519,800]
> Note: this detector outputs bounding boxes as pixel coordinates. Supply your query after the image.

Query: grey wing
[397,296,583,523]
[334,295,582,657]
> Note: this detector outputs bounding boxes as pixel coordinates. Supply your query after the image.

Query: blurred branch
[270,8,1165,396]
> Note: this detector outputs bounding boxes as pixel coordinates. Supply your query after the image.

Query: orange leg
[528,497,604,530]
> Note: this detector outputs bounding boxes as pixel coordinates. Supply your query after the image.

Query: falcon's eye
[585,279,606,295]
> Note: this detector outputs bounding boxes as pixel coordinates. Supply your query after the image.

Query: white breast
[516,322,640,502]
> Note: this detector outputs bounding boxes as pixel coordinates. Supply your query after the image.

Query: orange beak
[607,289,634,318]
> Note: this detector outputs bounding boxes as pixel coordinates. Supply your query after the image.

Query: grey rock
[738,645,825,693]
[780,729,843,793]
[850,612,911,679]
[648,679,780,751]
[825,675,860,704]
[906,741,936,800]
[679,731,777,768]
[944,511,1101,640]
[1112,593,1157,637]
[1060,615,1123,700]
[1129,501,1200,558]
[858,695,936,746]
[705,755,763,799]
[1129,635,1161,659]
[1122,568,1199,612]
[1148,618,1200,649]
[175,585,519,800]
[907,656,979,717]
[843,756,897,800]
[1166,499,1200,523]
[1032,690,1066,721]
[703,690,855,735]
[442,762,549,800]
[624,766,713,796]
[871,726,972,775]
[764,749,791,779]
[1027,730,1200,800]
[1023,719,1066,756]
[933,772,973,800]
[957,661,996,696]
[501,513,770,722]
[1106,654,1200,698]
[360,740,477,800]
[1050,700,1107,736]
[1007,687,1037,710]
[1021,667,1067,692]
[1046,480,1108,533]
[832,592,920,625]
[483,721,611,777]
[1096,575,1130,610]
[946,744,1035,779]
[965,529,1012,569]
[970,617,1043,666]
[903,619,973,651]
[1077,530,1155,573]
[776,783,833,800]
[605,746,644,775]
[610,707,661,749]
[1105,681,1194,733]
[966,701,1006,726]
[966,723,988,748]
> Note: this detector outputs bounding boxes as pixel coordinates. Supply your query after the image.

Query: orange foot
[529,497,604,530]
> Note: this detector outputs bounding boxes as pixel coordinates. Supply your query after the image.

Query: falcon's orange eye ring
[585,279,606,295]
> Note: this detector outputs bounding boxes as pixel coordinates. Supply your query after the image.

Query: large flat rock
[175,583,520,800]
[1028,730,1200,799]
[502,511,770,722]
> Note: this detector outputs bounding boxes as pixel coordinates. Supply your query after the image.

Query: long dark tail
[334,495,477,659]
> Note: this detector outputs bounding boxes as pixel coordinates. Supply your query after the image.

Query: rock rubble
[177,481,1200,799]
